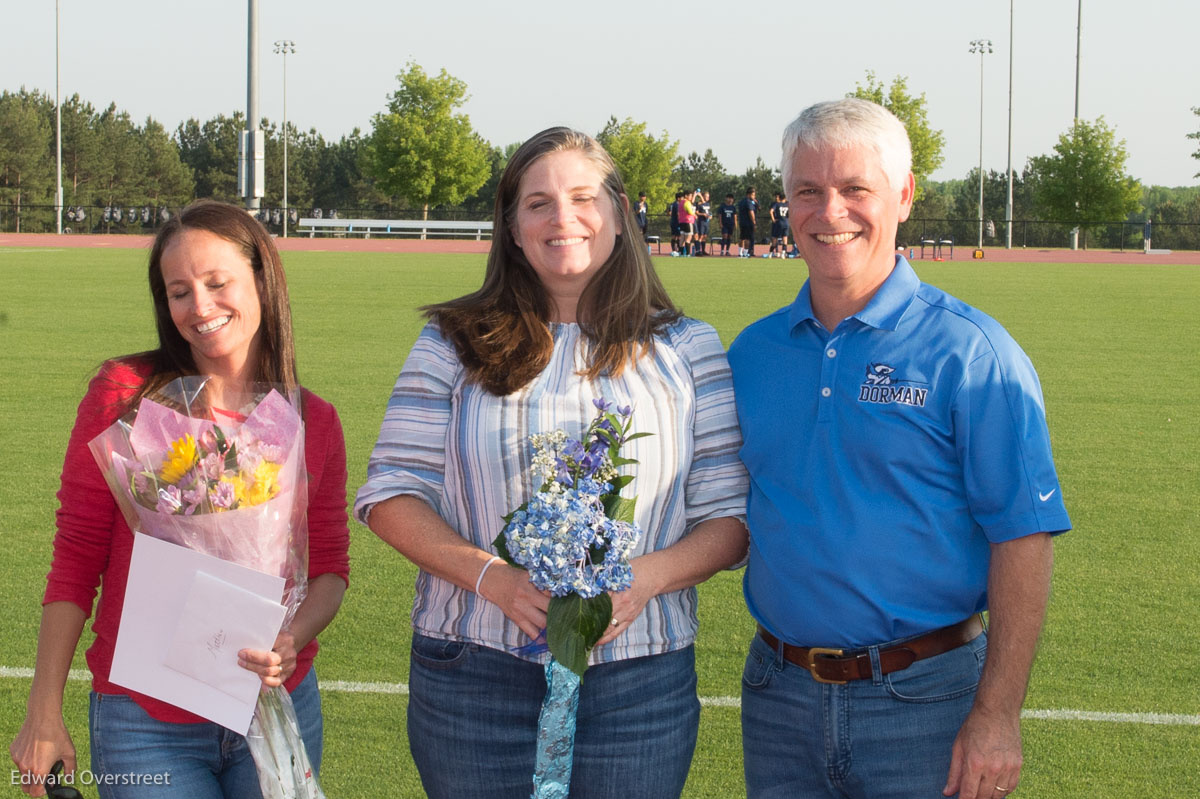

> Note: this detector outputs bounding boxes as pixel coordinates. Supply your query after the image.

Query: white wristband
[474,555,502,595]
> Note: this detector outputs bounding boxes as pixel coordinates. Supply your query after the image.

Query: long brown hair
[425,127,681,395]
[131,200,298,401]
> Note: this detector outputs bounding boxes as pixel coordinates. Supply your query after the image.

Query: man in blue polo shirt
[729,98,1071,799]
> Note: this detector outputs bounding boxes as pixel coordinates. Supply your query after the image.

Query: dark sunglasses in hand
[45,760,84,799]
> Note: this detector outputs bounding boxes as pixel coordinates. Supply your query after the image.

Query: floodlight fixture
[55,0,64,234]
[274,40,296,237]
[1005,0,1014,249]
[969,39,993,249]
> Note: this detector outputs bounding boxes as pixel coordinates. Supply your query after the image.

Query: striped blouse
[354,316,748,665]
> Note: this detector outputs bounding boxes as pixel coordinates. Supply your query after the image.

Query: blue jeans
[88,667,323,799]
[742,631,988,799]
[407,633,700,799]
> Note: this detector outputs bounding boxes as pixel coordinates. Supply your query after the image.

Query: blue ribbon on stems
[530,658,581,799]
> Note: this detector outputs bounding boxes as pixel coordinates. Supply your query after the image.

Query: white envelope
[163,570,288,700]
[110,535,286,733]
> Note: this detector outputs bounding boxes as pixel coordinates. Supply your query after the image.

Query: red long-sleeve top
[44,357,350,724]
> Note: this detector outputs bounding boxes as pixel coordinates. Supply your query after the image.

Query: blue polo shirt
[729,257,1071,648]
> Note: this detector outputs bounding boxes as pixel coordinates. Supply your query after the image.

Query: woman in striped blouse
[355,127,747,799]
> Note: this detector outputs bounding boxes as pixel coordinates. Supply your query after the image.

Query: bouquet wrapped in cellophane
[88,376,325,799]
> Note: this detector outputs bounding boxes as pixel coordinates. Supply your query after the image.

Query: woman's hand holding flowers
[596,557,657,646]
[479,562,551,642]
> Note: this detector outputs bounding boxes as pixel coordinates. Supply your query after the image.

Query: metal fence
[4,205,1199,252]
[897,218,1200,252]
[0,204,495,236]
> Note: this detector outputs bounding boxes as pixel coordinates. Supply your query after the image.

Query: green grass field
[1,246,1197,797]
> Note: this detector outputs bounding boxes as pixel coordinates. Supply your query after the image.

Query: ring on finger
[610,618,620,627]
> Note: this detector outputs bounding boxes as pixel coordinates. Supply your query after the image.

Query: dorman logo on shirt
[858,363,928,407]
[863,363,895,385]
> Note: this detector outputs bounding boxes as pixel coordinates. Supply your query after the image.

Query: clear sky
[4,0,1198,188]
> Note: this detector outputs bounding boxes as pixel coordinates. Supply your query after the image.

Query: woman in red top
[10,201,350,798]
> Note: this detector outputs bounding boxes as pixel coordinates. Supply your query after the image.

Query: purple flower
[616,404,633,417]
[592,419,618,449]
[209,480,236,509]
[198,452,225,481]
[155,485,183,514]
[579,450,602,476]
[592,397,613,412]
[562,439,585,461]
[178,466,204,490]
[181,485,206,515]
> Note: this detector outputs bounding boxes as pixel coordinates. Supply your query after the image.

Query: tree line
[3,66,1199,246]
[0,89,193,231]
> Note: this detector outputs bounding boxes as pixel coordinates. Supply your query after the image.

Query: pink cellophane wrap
[89,379,309,621]
[88,377,325,798]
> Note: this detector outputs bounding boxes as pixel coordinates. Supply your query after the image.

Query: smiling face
[510,149,624,321]
[160,228,264,382]
[786,143,914,293]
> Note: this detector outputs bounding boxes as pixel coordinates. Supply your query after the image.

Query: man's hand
[944,533,1053,798]
[943,704,1022,798]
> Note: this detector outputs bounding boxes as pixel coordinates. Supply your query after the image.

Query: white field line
[322,679,409,694]
[3,667,1196,726]
[1020,708,1200,726]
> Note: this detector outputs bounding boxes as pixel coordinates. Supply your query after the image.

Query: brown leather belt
[757,614,984,685]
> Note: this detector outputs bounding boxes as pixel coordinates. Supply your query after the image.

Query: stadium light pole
[1070,0,1082,250]
[274,40,295,238]
[970,39,993,250]
[55,0,63,235]
[1005,0,1014,249]
[240,0,264,212]
[1074,0,1082,120]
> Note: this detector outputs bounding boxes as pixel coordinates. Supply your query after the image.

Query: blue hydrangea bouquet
[492,398,646,798]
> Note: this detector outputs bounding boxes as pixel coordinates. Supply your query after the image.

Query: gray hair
[780,98,912,192]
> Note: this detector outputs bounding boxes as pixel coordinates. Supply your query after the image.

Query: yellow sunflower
[159,434,199,484]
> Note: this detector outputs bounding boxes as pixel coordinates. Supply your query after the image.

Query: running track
[2,232,1197,265]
